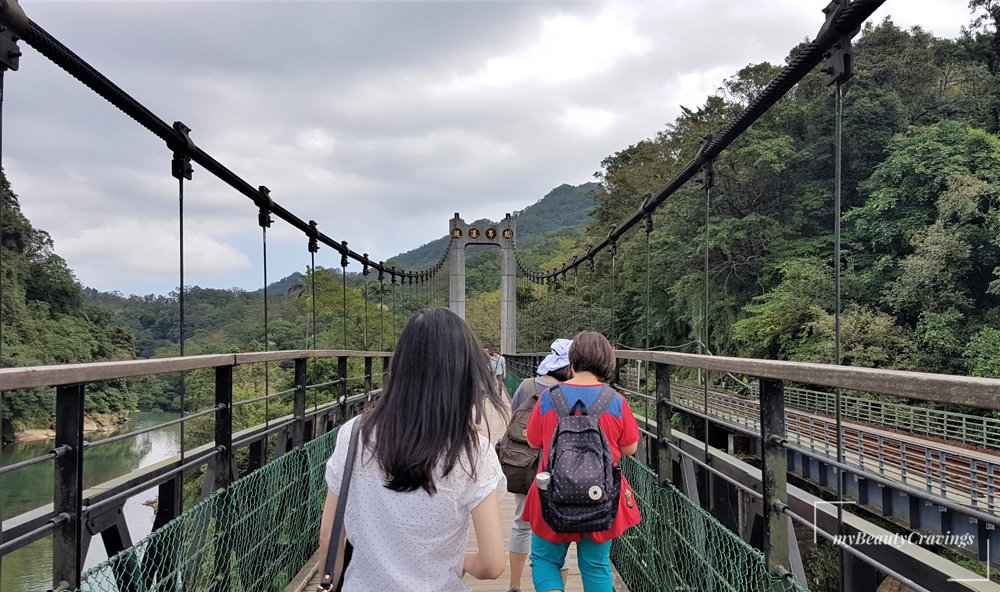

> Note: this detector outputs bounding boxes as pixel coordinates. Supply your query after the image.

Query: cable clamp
[362,253,370,276]
[256,186,273,228]
[0,22,20,71]
[819,0,858,85]
[308,220,319,253]
[340,241,349,268]
[170,122,194,180]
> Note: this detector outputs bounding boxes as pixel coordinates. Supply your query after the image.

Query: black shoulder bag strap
[318,418,362,591]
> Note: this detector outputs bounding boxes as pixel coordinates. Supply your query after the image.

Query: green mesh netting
[74,389,808,592]
[503,372,522,399]
[613,456,809,592]
[75,428,339,592]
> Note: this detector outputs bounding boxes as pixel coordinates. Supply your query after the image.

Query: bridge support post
[500,245,517,355]
[449,240,466,319]
[53,383,85,590]
[215,365,233,489]
[294,358,307,448]
[655,362,673,486]
[364,357,373,400]
[760,378,790,581]
[338,356,349,425]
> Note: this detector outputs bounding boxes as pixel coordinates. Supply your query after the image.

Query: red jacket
[521,382,642,544]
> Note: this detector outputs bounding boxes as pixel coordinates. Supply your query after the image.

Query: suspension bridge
[1,0,1000,591]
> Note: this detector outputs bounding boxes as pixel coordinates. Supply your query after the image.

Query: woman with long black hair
[319,308,509,591]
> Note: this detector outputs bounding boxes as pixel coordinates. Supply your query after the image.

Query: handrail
[613,350,1000,410]
[0,349,390,391]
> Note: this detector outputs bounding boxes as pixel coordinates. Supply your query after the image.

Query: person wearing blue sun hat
[504,338,572,592]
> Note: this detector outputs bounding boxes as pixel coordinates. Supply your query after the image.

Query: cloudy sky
[5,0,976,295]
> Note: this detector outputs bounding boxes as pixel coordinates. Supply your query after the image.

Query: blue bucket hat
[537,338,572,376]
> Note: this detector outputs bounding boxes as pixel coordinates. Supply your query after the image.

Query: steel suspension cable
[177,170,186,463]
[834,79,846,591]
[644,215,653,450]
[310,249,317,410]
[260,210,271,430]
[0,66,6,553]
[171,128,192,467]
[702,177,712,494]
[610,240,617,347]
[341,253,348,349]
[364,277,369,351]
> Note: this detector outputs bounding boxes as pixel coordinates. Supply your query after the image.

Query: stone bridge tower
[448,213,517,354]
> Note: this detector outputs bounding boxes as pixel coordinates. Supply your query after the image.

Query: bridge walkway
[285,395,627,592]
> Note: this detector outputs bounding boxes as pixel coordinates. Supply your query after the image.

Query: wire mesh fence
[74,428,339,592]
[612,456,808,592]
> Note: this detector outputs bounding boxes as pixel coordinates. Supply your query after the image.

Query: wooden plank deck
[287,399,628,591]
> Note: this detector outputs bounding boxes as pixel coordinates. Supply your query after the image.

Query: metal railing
[0,349,390,590]
[779,385,1000,451]
[508,350,1000,591]
[662,384,1000,514]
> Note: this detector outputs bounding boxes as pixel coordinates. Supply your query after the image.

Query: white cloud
[443,6,652,92]
[560,106,617,136]
[3,0,976,295]
[57,220,250,291]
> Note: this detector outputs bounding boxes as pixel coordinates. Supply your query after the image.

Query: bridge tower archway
[448,213,517,354]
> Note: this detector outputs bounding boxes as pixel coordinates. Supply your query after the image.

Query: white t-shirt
[324,416,506,591]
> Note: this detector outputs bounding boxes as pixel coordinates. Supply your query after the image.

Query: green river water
[1,412,181,592]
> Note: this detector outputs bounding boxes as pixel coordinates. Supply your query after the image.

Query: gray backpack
[539,385,621,533]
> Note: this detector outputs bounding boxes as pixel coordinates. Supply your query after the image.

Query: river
[1,411,181,592]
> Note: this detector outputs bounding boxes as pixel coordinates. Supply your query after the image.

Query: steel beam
[760,378,790,578]
[53,383,85,590]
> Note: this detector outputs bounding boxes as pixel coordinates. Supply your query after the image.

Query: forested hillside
[525,13,1000,381]
[0,174,135,442]
[5,10,1000,441]
[391,182,598,270]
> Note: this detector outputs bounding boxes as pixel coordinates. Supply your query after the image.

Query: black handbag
[318,419,361,591]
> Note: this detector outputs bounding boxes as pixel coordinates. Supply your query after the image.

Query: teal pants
[530,533,613,592]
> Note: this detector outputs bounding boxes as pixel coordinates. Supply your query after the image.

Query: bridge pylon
[448,213,517,354]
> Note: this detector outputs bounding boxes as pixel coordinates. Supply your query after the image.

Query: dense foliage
[0,174,135,440]
[524,14,1000,383]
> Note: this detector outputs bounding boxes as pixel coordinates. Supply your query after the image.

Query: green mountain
[1,173,137,441]
[390,182,599,270]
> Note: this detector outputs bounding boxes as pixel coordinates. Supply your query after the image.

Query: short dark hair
[364,308,505,494]
[545,365,573,382]
[569,331,616,382]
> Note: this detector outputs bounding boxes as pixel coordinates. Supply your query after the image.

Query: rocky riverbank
[2,410,133,444]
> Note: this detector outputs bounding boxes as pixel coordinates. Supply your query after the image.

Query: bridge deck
[286,397,626,592]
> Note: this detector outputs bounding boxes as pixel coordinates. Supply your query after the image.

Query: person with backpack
[319,308,509,591]
[498,338,573,592]
[523,331,641,592]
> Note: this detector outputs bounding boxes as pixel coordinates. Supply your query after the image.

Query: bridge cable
[699,151,716,499]
[378,269,385,352]
[644,213,653,455]
[823,0,855,582]
[493,0,885,283]
[610,237,617,347]
[259,200,273,430]
[834,73,847,592]
[0,34,11,563]
[363,256,370,351]
[172,126,193,468]
[340,248,348,349]
[308,225,319,411]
